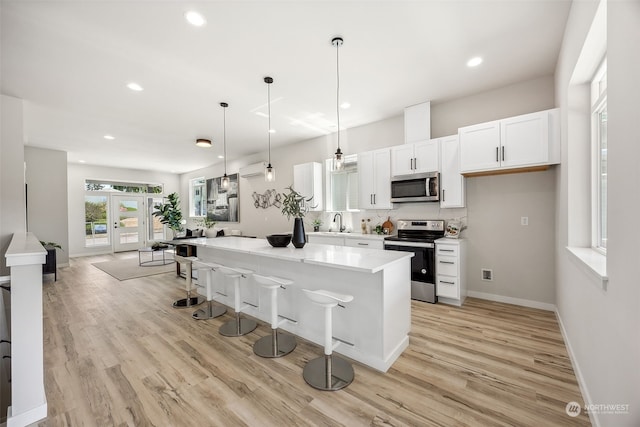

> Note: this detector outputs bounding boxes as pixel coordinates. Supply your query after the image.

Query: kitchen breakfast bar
[171,236,413,372]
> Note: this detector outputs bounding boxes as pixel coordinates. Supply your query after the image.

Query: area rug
[92,257,175,281]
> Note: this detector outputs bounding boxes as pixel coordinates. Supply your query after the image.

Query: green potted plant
[152,192,184,239]
[281,186,313,248]
[312,218,323,232]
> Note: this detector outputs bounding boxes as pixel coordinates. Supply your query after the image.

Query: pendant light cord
[223,105,227,174]
[336,39,341,151]
[267,81,272,165]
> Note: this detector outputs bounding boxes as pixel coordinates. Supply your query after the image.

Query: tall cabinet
[358,148,392,209]
[293,162,323,211]
[438,135,465,208]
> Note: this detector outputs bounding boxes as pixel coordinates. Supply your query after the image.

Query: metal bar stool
[252,274,297,358]
[173,255,204,309]
[192,261,227,320]
[217,265,257,337]
[301,289,355,391]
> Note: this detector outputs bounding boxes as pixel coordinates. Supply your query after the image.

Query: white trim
[555,310,599,427]
[566,246,608,290]
[0,276,10,283]
[7,402,47,427]
[467,291,556,311]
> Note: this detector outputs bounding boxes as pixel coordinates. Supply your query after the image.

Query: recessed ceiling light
[79,160,86,163]
[340,102,351,109]
[195,138,212,148]
[127,82,144,91]
[268,129,276,134]
[185,11,206,27]
[467,56,483,68]
[104,135,115,140]
[255,112,269,118]
[218,155,224,159]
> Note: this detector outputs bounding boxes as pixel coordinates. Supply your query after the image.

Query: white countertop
[170,236,411,273]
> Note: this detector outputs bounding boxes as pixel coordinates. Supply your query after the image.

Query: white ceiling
[1,0,571,174]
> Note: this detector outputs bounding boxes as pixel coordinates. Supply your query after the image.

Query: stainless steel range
[383,220,445,303]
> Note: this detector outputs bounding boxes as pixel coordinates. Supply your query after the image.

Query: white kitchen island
[173,236,412,372]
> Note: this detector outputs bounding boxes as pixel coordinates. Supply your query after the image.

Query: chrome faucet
[333,213,346,232]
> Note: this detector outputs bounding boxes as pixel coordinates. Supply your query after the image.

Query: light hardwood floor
[37,252,590,426]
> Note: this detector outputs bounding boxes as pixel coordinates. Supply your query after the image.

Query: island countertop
[168,236,412,372]
[170,236,412,274]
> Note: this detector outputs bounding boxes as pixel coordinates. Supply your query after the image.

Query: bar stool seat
[218,265,257,337]
[252,274,297,358]
[191,261,227,320]
[301,288,355,391]
[172,255,205,309]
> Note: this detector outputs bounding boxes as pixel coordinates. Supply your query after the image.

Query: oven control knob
[421,269,427,274]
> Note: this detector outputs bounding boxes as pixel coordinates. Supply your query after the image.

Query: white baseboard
[555,310,598,427]
[467,291,556,311]
[0,276,9,284]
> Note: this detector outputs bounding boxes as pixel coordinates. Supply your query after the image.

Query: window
[591,58,607,253]
[85,195,109,247]
[325,156,359,212]
[190,177,207,217]
[85,179,162,193]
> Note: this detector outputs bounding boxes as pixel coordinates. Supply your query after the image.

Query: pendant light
[220,102,230,189]
[332,36,344,171]
[264,76,275,182]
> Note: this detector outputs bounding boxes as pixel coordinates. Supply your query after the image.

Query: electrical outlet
[521,216,529,226]
[481,268,493,281]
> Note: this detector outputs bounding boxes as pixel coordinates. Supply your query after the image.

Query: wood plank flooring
[37,252,590,426]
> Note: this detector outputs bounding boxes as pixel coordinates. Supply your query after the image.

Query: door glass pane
[85,195,109,247]
[118,199,140,244]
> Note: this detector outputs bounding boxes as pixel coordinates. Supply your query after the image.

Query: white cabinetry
[293,162,323,211]
[307,234,344,246]
[358,148,392,209]
[459,108,560,175]
[439,135,465,208]
[391,139,439,177]
[404,101,431,145]
[344,238,384,250]
[307,233,386,249]
[435,238,466,306]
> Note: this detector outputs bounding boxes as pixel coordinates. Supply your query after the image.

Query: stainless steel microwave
[390,171,440,203]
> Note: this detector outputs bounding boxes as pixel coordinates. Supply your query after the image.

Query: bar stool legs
[173,255,204,308]
[252,274,296,358]
[218,266,257,337]
[302,289,355,391]
[192,264,227,320]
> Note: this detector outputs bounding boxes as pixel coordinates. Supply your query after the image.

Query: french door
[111,195,145,252]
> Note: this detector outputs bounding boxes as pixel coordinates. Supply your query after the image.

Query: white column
[5,232,47,427]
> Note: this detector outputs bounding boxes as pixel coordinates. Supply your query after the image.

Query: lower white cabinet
[344,238,384,250]
[435,238,466,306]
[307,233,385,249]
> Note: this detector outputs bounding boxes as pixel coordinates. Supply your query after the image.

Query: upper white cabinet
[358,148,393,209]
[391,139,439,176]
[439,135,465,208]
[459,108,560,175]
[404,101,431,145]
[293,162,323,211]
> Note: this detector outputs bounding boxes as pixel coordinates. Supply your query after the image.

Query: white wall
[25,146,70,267]
[555,1,640,425]
[67,164,180,257]
[0,95,26,276]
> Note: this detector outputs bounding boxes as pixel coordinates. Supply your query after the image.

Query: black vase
[292,218,306,248]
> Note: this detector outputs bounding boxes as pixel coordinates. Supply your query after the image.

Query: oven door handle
[384,241,434,249]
